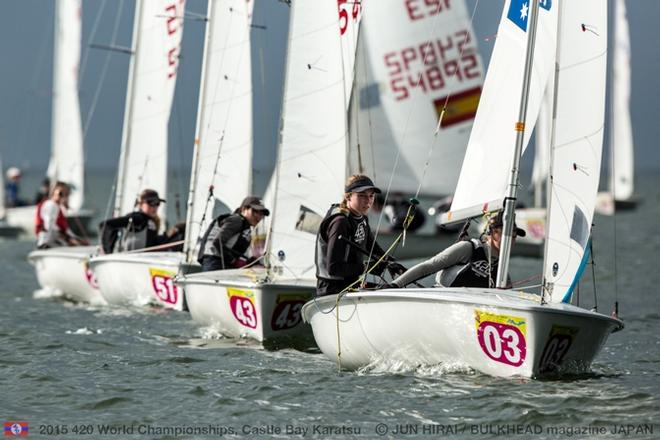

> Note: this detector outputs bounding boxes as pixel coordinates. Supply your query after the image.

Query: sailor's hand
[386,262,407,277]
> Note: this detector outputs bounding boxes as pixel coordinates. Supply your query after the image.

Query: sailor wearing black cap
[99,189,176,253]
[315,174,398,297]
[388,210,527,289]
[197,196,270,272]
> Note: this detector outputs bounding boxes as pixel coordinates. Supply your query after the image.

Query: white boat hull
[28,246,106,305]
[302,288,622,378]
[89,252,191,311]
[176,268,316,349]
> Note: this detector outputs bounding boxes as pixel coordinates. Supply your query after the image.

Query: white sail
[610,0,634,201]
[267,0,361,279]
[446,0,557,222]
[48,0,84,211]
[115,0,185,222]
[184,0,254,257]
[543,0,608,303]
[352,0,484,196]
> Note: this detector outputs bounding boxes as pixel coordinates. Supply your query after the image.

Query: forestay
[48,0,84,212]
[610,0,634,201]
[115,0,185,221]
[184,0,254,259]
[268,1,361,279]
[352,0,483,197]
[543,0,607,303]
[446,0,557,222]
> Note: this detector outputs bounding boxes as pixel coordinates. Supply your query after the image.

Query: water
[1,172,659,439]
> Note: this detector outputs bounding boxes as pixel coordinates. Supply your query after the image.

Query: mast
[114,0,143,216]
[496,0,540,288]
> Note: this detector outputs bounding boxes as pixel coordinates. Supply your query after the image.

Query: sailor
[315,174,405,297]
[99,189,179,254]
[197,196,270,272]
[388,210,526,289]
[34,177,51,205]
[5,166,27,207]
[35,181,88,248]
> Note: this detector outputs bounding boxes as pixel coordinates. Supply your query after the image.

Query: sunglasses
[145,200,160,207]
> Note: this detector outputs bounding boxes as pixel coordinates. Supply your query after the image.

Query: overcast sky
[1,0,658,184]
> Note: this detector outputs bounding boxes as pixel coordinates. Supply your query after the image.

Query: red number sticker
[229,295,258,329]
[149,269,179,305]
[477,321,527,367]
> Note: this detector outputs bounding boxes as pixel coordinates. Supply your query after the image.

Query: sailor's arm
[391,240,474,287]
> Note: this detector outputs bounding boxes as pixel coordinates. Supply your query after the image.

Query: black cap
[489,211,526,237]
[345,176,382,194]
[240,196,270,216]
[139,189,166,204]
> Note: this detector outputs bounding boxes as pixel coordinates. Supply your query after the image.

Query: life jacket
[35,200,69,236]
[114,213,158,252]
[436,239,497,288]
[196,213,251,265]
[315,204,370,280]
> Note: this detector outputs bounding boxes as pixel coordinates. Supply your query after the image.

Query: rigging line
[82,0,125,140]
[79,0,108,80]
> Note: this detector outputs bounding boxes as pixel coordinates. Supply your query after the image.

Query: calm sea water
[1,171,658,439]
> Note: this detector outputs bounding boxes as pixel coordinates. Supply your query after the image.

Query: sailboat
[5,0,94,237]
[29,0,184,305]
[175,0,362,347]
[89,0,258,312]
[596,0,637,215]
[27,0,103,304]
[348,0,485,260]
[303,0,623,378]
[86,0,187,310]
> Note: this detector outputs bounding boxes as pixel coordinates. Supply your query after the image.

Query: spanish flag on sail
[434,86,482,128]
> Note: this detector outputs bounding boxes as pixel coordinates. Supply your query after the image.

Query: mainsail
[351,0,484,197]
[48,0,84,212]
[610,0,634,201]
[543,0,608,303]
[184,0,254,259]
[267,0,361,279]
[115,0,185,222]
